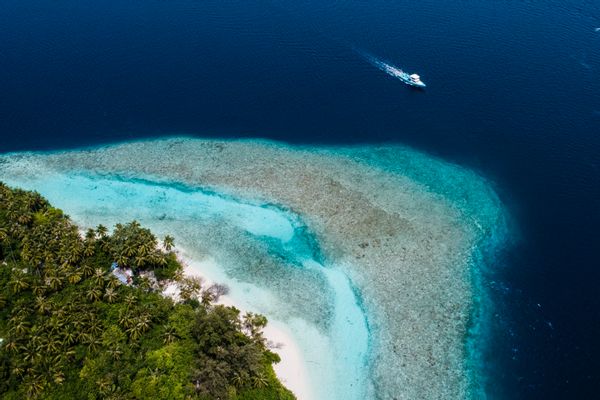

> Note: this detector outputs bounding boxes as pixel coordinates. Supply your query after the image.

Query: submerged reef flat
[0,138,507,399]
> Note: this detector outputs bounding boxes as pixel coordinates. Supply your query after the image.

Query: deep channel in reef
[0,137,508,399]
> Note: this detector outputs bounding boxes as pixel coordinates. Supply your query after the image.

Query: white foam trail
[356,49,408,80]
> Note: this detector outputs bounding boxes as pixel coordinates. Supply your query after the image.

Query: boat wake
[355,49,426,87]
[358,51,404,78]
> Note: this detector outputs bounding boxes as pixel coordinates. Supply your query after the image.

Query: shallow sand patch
[0,137,507,399]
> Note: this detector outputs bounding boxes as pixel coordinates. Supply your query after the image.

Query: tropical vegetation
[0,182,295,400]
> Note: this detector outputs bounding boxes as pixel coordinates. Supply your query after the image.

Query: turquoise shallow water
[0,169,370,399]
[2,0,599,395]
[0,138,508,399]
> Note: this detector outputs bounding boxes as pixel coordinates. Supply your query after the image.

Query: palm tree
[88,319,103,336]
[162,326,178,344]
[25,377,45,398]
[116,254,129,268]
[180,276,203,302]
[107,346,123,361]
[124,294,137,308]
[96,377,115,396]
[118,311,135,329]
[6,207,20,222]
[134,256,146,268]
[80,263,94,277]
[67,271,82,284]
[44,336,62,354]
[137,275,152,291]
[53,305,68,320]
[85,228,96,241]
[32,284,46,296]
[17,213,32,225]
[46,274,62,290]
[62,329,77,346]
[72,316,85,332]
[163,235,175,252]
[63,243,82,266]
[62,348,76,361]
[96,224,108,238]
[47,316,65,334]
[9,273,29,293]
[11,364,25,377]
[29,330,44,351]
[138,242,152,256]
[10,318,30,336]
[87,287,102,302]
[22,344,42,363]
[0,226,8,240]
[104,287,118,303]
[232,373,245,388]
[124,242,137,257]
[252,373,269,389]
[200,291,213,306]
[173,269,184,281]
[136,313,151,333]
[156,254,168,266]
[50,368,65,385]
[93,268,105,286]
[86,336,102,353]
[126,325,143,341]
[78,331,92,344]
[83,243,95,257]
[106,276,120,289]
[35,295,50,315]
[4,340,18,353]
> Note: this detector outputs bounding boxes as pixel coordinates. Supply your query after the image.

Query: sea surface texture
[0,138,506,399]
[1,0,599,398]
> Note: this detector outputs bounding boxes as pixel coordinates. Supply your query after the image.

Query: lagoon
[0,137,506,399]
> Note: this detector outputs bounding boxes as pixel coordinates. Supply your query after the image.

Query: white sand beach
[174,249,315,400]
[0,137,508,399]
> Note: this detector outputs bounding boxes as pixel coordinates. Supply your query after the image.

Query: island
[0,183,295,400]
[0,138,508,399]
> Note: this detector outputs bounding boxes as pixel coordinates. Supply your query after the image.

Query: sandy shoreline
[0,137,508,398]
[172,249,314,400]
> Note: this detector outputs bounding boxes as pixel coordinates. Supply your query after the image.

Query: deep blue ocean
[1,1,599,398]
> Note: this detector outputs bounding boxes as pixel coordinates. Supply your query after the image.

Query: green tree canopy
[0,182,294,400]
